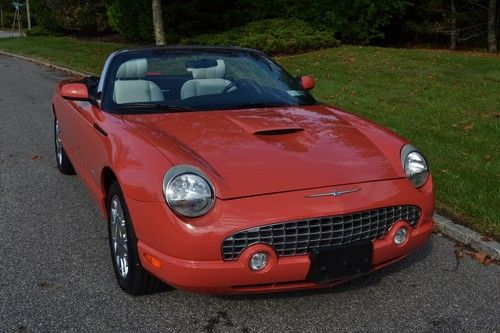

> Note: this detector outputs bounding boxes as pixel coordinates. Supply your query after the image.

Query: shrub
[0,10,28,29]
[25,25,53,36]
[183,19,339,55]
[107,0,153,41]
[28,0,108,35]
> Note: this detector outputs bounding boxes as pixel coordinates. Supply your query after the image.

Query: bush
[107,0,153,41]
[183,19,339,55]
[0,10,28,29]
[25,25,53,36]
[29,0,108,35]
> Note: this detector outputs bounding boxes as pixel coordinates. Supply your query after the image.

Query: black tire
[107,181,166,295]
[54,117,75,175]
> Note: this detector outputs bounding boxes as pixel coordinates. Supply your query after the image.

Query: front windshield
[102,48,317,113]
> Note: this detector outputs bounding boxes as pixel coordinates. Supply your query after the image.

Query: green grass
[0,36,131,74]
[1,36,499,238]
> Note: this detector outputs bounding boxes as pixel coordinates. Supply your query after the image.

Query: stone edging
[434,214,500,260]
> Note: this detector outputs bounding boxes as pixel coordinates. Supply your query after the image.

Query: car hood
[123,105,404,199]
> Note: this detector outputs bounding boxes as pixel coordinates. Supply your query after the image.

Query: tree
[487,0,497,52]
[450,0,458,49]
[107,0,152,41]
[29,0,108,34]
[152,0,166,45]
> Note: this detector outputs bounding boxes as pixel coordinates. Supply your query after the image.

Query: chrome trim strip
[305,188,361,198]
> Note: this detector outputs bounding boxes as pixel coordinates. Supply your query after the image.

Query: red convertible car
[52,46,434,295]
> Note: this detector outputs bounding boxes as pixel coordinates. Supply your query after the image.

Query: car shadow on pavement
[217,236,435,301]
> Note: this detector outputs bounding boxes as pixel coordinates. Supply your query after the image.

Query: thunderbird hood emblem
[305,188,361,198]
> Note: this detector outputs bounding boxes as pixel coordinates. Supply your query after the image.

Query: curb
[434,214,500,260]
[0,49,92,77]
[2,49,498,260]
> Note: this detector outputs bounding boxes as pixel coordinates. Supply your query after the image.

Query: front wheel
[107,181,165,295]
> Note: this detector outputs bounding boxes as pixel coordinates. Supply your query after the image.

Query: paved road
[0,54,498,333]
[0,30,24,38]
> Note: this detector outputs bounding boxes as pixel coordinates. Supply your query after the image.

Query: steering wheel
[222,79,254,94]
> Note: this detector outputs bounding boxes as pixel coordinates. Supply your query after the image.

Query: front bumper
[137,218,433,294]
[127,178,435,294]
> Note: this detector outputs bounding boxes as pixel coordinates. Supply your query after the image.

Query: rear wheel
[54,118,75,175]
[107,181,165,295]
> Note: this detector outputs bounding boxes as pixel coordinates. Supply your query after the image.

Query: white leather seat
[180,59,231,100]
[113,58,164,104]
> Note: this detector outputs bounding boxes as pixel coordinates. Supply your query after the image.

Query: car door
[67,100,112,203]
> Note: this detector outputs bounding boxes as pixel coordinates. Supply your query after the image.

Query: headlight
[163,165,215,217]
[401,144,429,188]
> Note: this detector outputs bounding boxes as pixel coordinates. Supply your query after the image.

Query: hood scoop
[254,127,304,136]
[225,113,304,136]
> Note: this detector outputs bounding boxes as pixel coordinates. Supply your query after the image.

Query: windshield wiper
[115,103,194,112]
[217,102,290,110]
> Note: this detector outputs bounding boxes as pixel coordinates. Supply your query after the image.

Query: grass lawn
[1,36,499,239]
[0,36,132,74]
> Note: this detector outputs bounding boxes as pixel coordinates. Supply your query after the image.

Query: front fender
[103,119,173,208]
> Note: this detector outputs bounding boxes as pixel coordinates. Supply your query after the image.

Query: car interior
[111,58,233,105]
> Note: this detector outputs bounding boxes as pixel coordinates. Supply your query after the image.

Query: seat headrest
[116,58,148,79]
[190,59,226,79]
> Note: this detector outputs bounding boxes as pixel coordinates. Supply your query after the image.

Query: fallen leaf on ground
[30,155,42,160]
[472,252,492,266]
[483,155,491,161]
[463,123,473,133]
[483,257,493,266]
[481,236,493,242]
[454,248,464,260]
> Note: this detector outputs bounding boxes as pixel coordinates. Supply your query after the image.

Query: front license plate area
[307,241,373,283]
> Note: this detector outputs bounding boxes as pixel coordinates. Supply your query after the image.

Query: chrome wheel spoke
[109,195,129,279]
[55,120,63,165]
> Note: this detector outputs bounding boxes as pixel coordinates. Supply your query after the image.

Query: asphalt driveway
[0,54,498,333]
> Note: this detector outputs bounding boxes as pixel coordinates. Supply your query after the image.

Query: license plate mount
[306,241,373,283]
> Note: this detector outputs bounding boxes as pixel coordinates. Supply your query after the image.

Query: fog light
[394,227,408,245]
[249,252,268,271]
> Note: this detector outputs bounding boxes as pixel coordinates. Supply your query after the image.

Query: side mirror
[299,75,315,90]
[60,83,89,101]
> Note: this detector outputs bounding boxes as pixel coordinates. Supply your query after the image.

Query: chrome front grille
[221,205,420,260]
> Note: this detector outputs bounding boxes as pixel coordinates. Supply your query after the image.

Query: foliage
[28,0,108,34]
[28,0,60,32]
[104,0,409,44]
[269,0,409,44]
[25,25,53,36]
[388,0,497,49]
[107,0,152,41]
[183,19,340,55]
[163,0,251,37]
[0,4,28,29]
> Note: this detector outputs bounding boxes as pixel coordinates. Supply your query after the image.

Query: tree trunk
[26,0,31,30]
[152,0,166,46]
[488,0,497,52]
[450,0,457,50]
